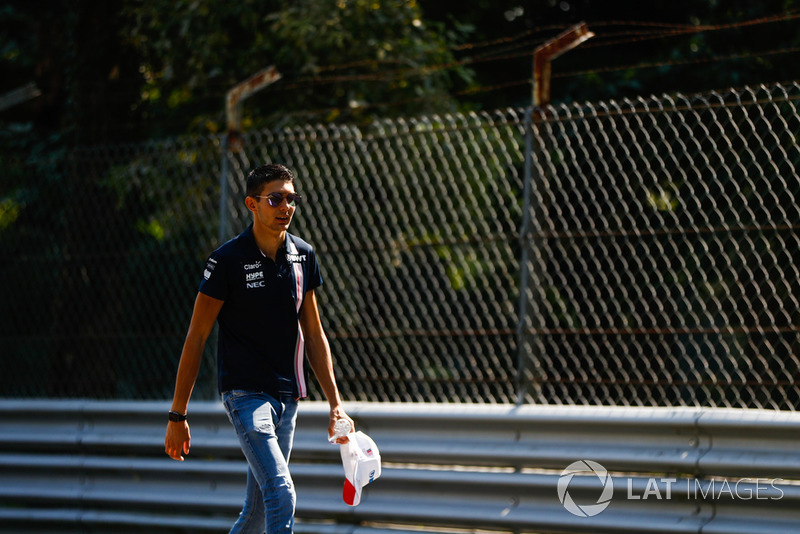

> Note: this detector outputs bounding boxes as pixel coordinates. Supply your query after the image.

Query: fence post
[531,23,594,107]
[517,24,594,405]
[516,110,536,405]
[219,134,232,244]
[218,66,282,244]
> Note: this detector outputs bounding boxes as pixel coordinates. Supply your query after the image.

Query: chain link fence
[519,83,800,409]
[2,82,799,408]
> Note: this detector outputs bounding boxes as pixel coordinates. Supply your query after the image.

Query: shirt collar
[245,224,290,258]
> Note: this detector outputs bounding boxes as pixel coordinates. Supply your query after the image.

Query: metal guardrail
[1,400,799,533]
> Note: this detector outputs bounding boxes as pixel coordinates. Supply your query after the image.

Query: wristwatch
[168,411,187,422]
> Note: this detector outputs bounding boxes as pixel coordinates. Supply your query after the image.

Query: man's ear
[245,196,257,214]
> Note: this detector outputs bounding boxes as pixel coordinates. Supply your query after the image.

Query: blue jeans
[222,390,299,534]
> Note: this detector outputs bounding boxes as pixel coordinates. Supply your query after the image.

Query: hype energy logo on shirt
[246,271,264,282]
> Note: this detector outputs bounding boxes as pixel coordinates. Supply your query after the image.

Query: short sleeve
[198,252,228,300]
[307,248,323,291]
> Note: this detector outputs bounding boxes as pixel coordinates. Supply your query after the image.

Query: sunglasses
[254,192,302,208]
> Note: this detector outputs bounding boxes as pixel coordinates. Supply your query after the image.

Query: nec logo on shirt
[245,270,264,288]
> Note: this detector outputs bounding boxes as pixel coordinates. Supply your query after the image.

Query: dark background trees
[3,1,798,144]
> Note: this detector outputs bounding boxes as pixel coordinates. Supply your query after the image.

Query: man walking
[165,163,352,533]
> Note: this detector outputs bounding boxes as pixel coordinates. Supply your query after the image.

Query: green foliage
[6,0,799,139]
[122,0,470,134]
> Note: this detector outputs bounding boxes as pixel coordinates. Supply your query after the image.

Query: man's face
[252,180,299,232]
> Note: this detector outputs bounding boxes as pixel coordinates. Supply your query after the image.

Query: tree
[1,0,146,397]
[122,0,472,135]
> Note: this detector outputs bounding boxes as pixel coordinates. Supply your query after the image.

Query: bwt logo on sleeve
[203,258,217,280]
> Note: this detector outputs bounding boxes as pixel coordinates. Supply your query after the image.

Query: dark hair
[246,164,295,197]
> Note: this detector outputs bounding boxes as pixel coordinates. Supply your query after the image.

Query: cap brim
[343,476,361,506]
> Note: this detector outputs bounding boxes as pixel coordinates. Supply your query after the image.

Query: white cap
[339,430,381,506]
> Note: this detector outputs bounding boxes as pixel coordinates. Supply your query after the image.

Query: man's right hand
[165,421,191,461]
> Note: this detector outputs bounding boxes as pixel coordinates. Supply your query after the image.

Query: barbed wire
[553,46,800,80]
[273,44,800,123]
[64,9,800,132]
[268,8,800,116]
[299,10,800,81]
[584,11,800,49]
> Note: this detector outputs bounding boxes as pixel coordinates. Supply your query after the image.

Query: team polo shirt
[198,224,322,398]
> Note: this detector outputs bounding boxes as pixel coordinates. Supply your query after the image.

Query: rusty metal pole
[518,24,593,404]
[532,22,594,108]
[219,66,282,243]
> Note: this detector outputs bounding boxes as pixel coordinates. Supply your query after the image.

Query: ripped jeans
[222,390,299,534]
